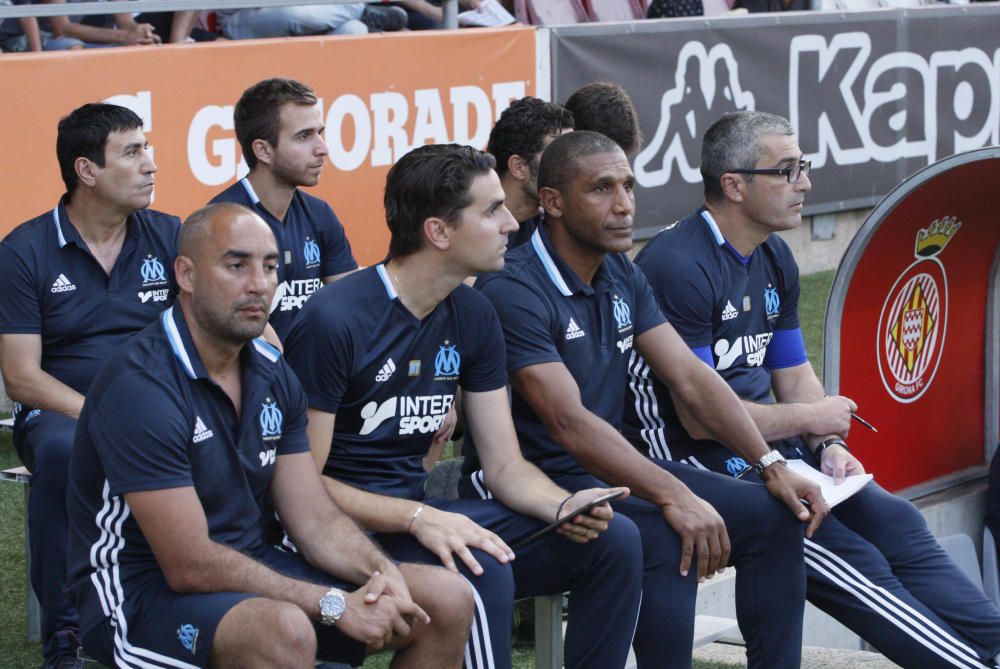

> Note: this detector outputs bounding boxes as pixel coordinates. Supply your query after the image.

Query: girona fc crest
[876,218,959,403]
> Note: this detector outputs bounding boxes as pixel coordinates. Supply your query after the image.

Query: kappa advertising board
[0,26,536,264]
[550,6,1000,237]
[830,154,1000,492]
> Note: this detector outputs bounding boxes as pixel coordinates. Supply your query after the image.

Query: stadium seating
[513,0,590,24]
[585,0,647,20]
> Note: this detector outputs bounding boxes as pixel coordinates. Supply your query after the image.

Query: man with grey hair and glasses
[624,110,1000,669]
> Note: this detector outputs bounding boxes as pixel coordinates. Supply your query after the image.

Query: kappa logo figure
[635,42,755,189]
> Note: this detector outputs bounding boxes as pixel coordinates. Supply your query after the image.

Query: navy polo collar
[161,305,280,381]
[529,224,614,297]
[700,207,751,266]
[53,198,140,255]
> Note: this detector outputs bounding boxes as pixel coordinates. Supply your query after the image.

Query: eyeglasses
[725,160,811,184]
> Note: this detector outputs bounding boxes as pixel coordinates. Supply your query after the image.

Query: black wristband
[814,437,848,459]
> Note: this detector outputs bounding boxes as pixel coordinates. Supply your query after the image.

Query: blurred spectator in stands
[564,81,642,158]
[217,2,406,39]
[988,447,1000,562]
[487,96,574,247]
[397,0,480,29]
[130,10,218,41]
[647,0,703,18]
[731,0,807,11]
[0,0,162,51]
[0,0,41,51]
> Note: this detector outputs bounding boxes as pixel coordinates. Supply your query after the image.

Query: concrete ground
[693,643,902,668]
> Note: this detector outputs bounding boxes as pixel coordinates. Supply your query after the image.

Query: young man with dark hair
[284,143,643,669]
[487,96,574,247]
[211,77,357,341]
[564,81,643,158]
[66,202,472,668]
[467,129,827,669]
[625,110,1000,669]
[0,102,179,668]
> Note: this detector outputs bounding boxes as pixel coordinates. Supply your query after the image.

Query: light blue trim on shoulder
[161,307,197,379]
[699,210,726,246]
[530,229,572,297]
[239,177,261,205]
[252,338,280,363]
[375,263,397,299]
[53,207,68,248]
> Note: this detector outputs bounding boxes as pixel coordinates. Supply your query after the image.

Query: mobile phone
[510,490,625,551]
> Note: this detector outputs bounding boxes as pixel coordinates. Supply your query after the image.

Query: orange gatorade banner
[0,26,536,264]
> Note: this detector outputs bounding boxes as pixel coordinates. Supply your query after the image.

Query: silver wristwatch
[319,587,346,626]
[753,449,787,475]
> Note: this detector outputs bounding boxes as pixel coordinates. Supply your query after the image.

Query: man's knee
[414,565,474,633]
[213,598,316,668]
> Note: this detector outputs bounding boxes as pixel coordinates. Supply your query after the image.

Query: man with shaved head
[66,203,472,669]
[465,130,825,669]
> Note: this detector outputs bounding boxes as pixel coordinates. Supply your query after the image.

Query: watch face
[321,589,346,622]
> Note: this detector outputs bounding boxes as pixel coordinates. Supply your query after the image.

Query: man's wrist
[814,437,848,460]
[753,449,787,476]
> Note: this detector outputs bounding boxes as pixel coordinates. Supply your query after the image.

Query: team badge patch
[303,237,321,267]
[725,456,750,477]
[260,398,283,441]
[178,624,199,654]
[876,217,958,403]
[434,341,460,379]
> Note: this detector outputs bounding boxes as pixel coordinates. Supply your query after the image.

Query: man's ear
[507,154,532,183]
[74,157,97,189]
[720,173,745,203]
[423,216,452,252]
[174,255,196,294]
[538,186,563,219]
[251,138,274,168]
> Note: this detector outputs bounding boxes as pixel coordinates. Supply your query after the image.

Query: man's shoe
[360,5,408,32]
[43,630,84,669]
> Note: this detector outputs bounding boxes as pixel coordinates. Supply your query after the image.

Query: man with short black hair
[211,77,358,341]
[469,129,826,669]
[67,202,472,669]
[285,143,643,669]
[487,96,574,247]
[564,81,643,158]
[625,110,1000,669]
[0,102,179,668]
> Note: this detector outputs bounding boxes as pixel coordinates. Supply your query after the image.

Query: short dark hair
[384,144,496,258]
[701,111,794,203]
[234,78,318,171]
[538,130,623,196]
[56,103,144,197]
[564,81,642,157]
[487,97,574,177]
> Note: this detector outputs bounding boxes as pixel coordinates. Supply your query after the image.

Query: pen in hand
[851,412,878,433]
